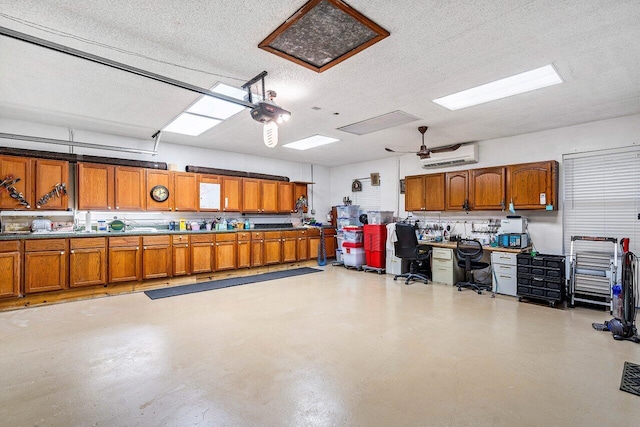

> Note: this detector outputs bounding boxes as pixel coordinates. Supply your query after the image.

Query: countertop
[419,240,530,254]
[0,226,334,240]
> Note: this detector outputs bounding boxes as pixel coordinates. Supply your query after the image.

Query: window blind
[354,179,381,211]
[563,146,640,255]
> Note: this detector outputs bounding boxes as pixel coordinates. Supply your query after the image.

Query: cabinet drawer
[251,232,264,240]
[0,240,21,252]
[432,248,452,260]
[491,251,517,265]
[215,233,237,242]
[70,237,106,249]
[324,228,336,236]
[190,234,213,243]
[307,228,320,237]
[142,235,170,246]
[297,230,308,237]
[237,232,251,241]
[283,231,297,238]
[264,231,282,240]
[109,236,140,247]
[172,235,190,244]
[432,258,452,269]
[493,263,516,275]
[25,239,67,252]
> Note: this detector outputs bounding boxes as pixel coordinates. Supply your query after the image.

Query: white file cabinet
[491,251,517,296]
[431,247,463,285]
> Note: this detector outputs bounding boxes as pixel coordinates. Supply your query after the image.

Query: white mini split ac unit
[420,144,478,169]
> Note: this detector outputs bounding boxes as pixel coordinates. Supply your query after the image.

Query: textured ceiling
[0,0,639,167]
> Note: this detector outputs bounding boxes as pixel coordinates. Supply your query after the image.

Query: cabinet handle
[185,244,188,247]
[210,243,214,246]
[108,206,111,209]
[216,243,219,246]
[136,247,139,250]
[70,250,74,254]
[116,206,119,209]
[499,275,511,279]
[175,208,179,211]
[60,251,65,255]
[144,246,147,250]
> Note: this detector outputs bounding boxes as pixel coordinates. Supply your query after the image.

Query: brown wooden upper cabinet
[0,156,68,210]
[77,162,115,211]
[145,169,172,211]
[198,174,221,212]
[222,176,242,212]
[445,171,469,211]
[242,178,261,213]
[405,174,445,211]
[293,183,308,213]
[277,182,295,213]
[172,172,198,212]
[507,161,558,210]
[261,180,279,213]
[469,167,506,210]
[114,166,145,211]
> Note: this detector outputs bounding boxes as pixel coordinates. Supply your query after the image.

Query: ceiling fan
[385,126,462,159]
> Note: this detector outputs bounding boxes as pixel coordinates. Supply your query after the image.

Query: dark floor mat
[144,267,322,300]
[620,361,640,396]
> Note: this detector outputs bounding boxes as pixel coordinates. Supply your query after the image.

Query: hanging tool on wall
[36,183,67,208]
[0,175,31,208]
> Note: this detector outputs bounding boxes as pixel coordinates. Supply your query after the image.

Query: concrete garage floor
[1,266,640,426]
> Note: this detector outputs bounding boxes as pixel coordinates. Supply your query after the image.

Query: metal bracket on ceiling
[151,130,162,155]
[241,71,268,103]
[0,132,158,155]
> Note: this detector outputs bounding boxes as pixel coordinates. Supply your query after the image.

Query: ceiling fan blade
[429,143,462,153]
[385,147,418,154]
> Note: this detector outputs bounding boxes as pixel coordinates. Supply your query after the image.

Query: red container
[366,251,385,268]
[364,224,387,252]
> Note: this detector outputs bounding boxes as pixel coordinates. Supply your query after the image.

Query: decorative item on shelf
[370,173,380,186]
[351,179,362,192]
[36,182,67,208]
[0,175,30,208]
[295,195,308,213]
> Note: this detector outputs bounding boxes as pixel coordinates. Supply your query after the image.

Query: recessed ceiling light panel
[338,110,419,135]
[432,64,563,110]
[283,135,339,150]
[162,113,221,136]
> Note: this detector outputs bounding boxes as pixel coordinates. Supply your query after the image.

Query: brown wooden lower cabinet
[237,232,251,269]
[325,230,337,258]
[263,231,282,265]
[297,231,308,261]
[282,231,297,263]
[172,235,190,276]
[190,234,214,274]
[108,236,141,283]
[69,237,107,288]
[250,232,264,267]
[215,233,236,271]
[24,239,67,293]
[0,241,21,298]
[142,235,172,279]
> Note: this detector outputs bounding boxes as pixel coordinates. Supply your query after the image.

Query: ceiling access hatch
[338,111,419,135]
[259,0,389,73]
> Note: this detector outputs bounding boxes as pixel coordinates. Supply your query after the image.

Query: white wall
[331,114,640,255]
[0,118,332,222]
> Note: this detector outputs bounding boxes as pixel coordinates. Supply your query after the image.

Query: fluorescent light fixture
[432,64,563,110]
[187,83,248,119]
[162,113,221,136]
[283,135,339,150]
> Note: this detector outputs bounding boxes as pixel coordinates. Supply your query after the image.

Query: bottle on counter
[179,219,186,231]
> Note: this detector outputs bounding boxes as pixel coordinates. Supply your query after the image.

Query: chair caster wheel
[478,291,482,295]
[457,288,462,291]
[393,277,397,281]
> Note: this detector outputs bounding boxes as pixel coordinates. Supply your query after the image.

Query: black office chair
[393,223,431,285]
[455,239,491,294]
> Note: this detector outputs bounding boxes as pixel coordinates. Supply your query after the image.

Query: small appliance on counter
[31,217,53,233]
[109,219,126,232]
[497,233,529,248]
[499,216,527,234]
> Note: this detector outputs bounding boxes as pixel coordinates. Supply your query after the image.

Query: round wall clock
[150,185,169,202]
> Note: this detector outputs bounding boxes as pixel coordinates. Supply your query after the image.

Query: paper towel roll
[85,211,92,232]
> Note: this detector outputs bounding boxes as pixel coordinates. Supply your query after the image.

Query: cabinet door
[251,240,264,267]
[172,244,190,276]
[424,173,445,211]
[78,163,114,211]
[222,177,242,212]
[277,182,294,213]
[445,171,469,211]
[264,239,282,265]
[261,180,279,213]
[115,166,145,211]
[404,175,425,211]
[470,167,506,210]
[282,238,297,263]
[0,155,33,209]
[25,250,67,293]
[35,159,69,210]
[308,237,320,259]
[198,175,221,212]
[191,242,214,274]
[293,183,308,213]
[242,178,261,213]
[0,251,20,298]
[173,172,198,212]
[146,169,172,211]
[297,237,308,261]
[70,247,107,287]
[324,235,336,258]
[237,240,251,268]
[507,161,558,210]
[108,246,141,283]
[215,242,236,271]
[142,245,172,279]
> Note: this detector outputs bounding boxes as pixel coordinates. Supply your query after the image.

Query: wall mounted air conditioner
[420,144,478,169]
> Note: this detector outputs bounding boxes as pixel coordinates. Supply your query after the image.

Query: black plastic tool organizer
[516,253,566,307]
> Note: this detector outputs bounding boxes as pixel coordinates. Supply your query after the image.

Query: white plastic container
[367,211,394,225]
[343,246,366,267]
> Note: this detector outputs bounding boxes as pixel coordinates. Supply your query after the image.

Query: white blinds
[563,146,640,254]
[354,179,381,211]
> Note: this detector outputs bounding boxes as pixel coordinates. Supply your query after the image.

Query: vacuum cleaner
[593,246,640,343]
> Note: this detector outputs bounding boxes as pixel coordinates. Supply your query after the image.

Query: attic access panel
[259,0,389,73]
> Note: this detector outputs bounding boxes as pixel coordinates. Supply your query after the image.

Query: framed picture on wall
[399,179,405,194]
